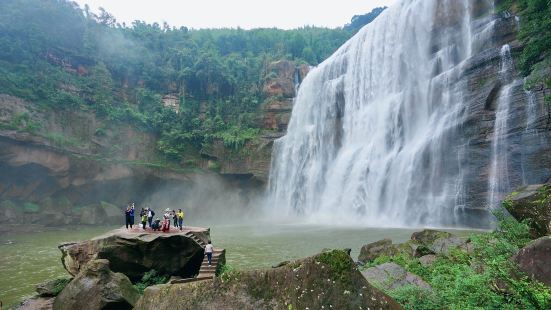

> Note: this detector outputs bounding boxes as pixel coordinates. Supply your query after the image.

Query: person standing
[162,208,171,232]
[147,208,154,228]
[129,203,135,229]
[177,209,185,230]
[125,205,132,229]
[205,240,214,266]
[141,211,147,230]
[172,210,178,228]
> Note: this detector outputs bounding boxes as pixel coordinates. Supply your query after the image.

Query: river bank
[0,223,467,309]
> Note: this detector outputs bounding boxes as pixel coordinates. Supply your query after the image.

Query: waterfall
[521,86,540,184]
[267,0,497,227]
[487,45,521,207]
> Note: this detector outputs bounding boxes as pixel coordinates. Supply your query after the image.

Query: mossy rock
[36,278,72,297]
[135,250,402,310]
[504,184,551,238]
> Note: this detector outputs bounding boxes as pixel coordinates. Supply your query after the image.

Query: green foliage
[219,264,240,283]
[316,250,355,285]
[23,202,40,213]
[375,211,551,309]
[50,278,71,296]
[0,0,363,161]
[133,270,169,294]
[215,126,260,149]
[207,161,221,171]
[344,7,387,33]
[501,0,551,77]
[3,112,41,132]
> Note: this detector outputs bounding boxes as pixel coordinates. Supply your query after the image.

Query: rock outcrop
[53,259,140,310]
[512,236,551,286]
[362,262,431,291]
[58,228,209,280]
[35,278,71,297]
[0,94,263,226]
[505,183,551,238]
[358,239,398,263]
[358,229,469,263]
[135,250,402,310]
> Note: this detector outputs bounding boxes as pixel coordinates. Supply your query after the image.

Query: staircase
[170,231,225,284]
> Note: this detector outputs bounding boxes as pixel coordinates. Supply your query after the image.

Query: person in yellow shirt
[177,209,185,230]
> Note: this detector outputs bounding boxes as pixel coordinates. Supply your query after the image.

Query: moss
[316,250,355,286]
[23,202,40,213]
[51,278,71,296]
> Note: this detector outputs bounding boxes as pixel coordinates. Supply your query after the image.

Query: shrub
[133,270,169,294]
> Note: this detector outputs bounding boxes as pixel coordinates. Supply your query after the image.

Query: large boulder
[362,262,431,291]
[512,236,551,286]
[410,229,468,256]
[135,250,402,310]
[504,184,551,238]
[358,239,398,263]
[53,259,140,310]
[58,228,208,280]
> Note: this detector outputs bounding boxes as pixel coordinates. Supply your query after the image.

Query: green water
[0,223,472,309]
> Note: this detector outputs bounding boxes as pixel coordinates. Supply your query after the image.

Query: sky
[73,0,396,29]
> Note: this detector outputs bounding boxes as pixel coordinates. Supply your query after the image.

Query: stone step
[201,266,217,271]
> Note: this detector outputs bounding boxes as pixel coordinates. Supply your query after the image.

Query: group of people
[125,203,186,232]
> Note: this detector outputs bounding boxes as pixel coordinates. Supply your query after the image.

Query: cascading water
[267,0,498,227]
[487,45,523,207]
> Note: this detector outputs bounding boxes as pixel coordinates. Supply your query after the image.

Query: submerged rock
[505,184,551,238]
[58,227,208,280]
[512,236,551,286]
[135,250,402,310]
[53,259,140,310]
[362,262,431,291]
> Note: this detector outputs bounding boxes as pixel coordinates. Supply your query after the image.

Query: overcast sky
[73,0,396,29]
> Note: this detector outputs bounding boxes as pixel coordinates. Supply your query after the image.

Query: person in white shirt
[205,241,214,266]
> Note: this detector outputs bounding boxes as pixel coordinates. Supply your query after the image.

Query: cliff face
[0,60,305,224]
[199,60,309,181]
[456,11,551,211]
[0,94,261,226]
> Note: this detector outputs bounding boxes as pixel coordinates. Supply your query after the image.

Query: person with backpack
[177,209,185,230]
[141,211,147,230]
[152,218,161,231]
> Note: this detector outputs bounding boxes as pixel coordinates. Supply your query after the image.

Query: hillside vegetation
[0,0,384,163]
